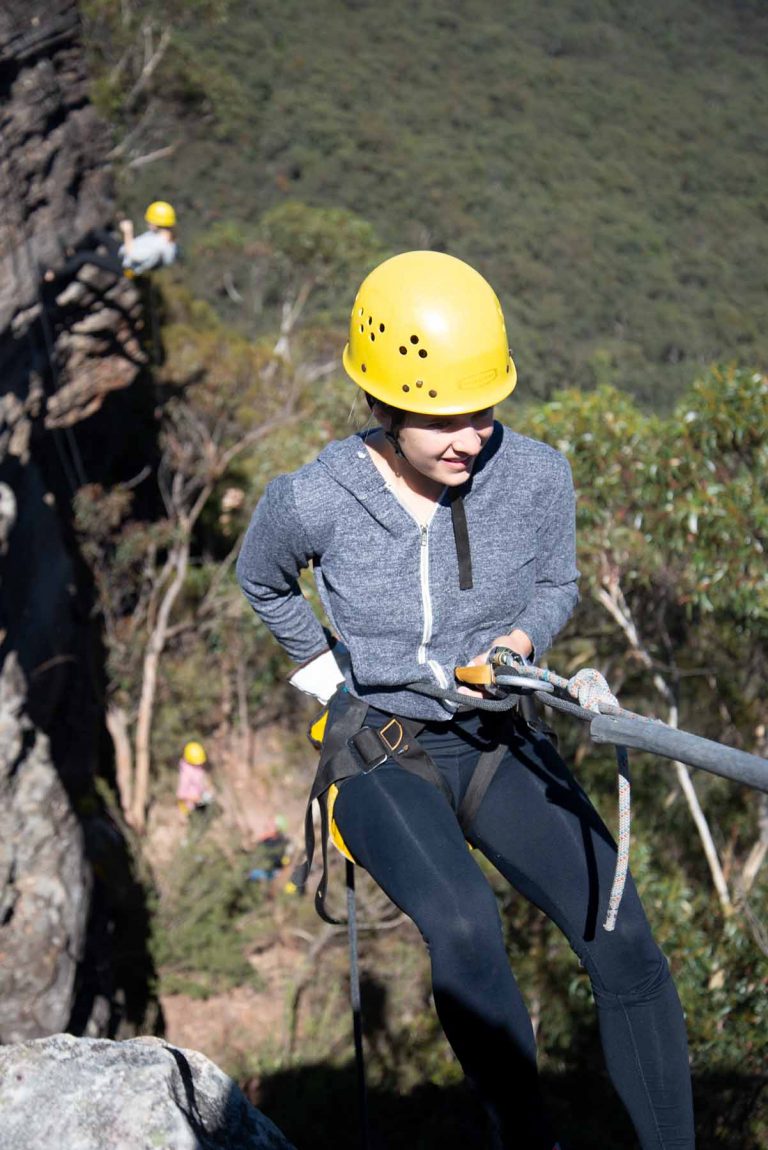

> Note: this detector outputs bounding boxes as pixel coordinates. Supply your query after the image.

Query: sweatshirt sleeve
[513,454,580,658]
[236,473,329,663]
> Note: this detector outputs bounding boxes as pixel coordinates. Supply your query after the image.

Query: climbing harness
[295,690,457,924]
[454,653,632,931]
[300,653,767,1148]
[303,652,768,928]
[455,648,768,927]
[296,686,523,1150]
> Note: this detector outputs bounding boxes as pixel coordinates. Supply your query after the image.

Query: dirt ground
[144,720,353,1075]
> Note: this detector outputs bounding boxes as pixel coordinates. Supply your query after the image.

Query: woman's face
[392,407,495,488]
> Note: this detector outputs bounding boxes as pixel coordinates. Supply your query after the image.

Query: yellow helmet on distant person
[342,250,516,416]
[145,200,177,228]
[183,740,207,766]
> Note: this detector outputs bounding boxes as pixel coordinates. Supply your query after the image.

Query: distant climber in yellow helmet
[236,251,694,1149]
[176,739,214,820]
[43,200,178,288]
[118,201,178,276]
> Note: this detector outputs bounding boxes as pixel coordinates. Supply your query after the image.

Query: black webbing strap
[449,490,473,590]
[345,860,370,1147]
[292,695,368,921]
[457,741,508,833]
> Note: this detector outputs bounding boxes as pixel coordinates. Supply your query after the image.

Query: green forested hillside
[92,0,768,404]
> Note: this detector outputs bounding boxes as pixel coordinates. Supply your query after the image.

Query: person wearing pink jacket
[176,740,213,817]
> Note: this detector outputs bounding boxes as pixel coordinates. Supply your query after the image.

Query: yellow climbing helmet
[145,200,177,228]
[183,740,207,766]
[342,250,516,416]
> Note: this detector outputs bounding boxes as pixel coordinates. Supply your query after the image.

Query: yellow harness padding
[308,710,329,746]
[308,708,356,863]
[326,782,356,862]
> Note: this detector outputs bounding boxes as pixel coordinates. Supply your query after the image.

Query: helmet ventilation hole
[410,334,419,344]
[399,346,407,355]
[368,316,373,325]
[428,389,437,398]
[359,324,364,333]
[415,380,424,388]
[370,332,375,341]
[402,384,410,393]
[418,349,427,358]
[379,323,385,332]
[361,363,367,372]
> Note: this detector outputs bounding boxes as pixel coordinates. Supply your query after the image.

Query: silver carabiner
[494,673,554,694]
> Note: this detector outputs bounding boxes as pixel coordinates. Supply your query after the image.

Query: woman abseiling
[236,251,695,1150]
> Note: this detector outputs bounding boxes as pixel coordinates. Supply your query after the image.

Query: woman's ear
[369,400,392,430]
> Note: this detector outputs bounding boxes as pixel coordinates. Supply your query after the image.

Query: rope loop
[566,667,620,714]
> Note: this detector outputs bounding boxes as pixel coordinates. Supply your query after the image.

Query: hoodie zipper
[416,523,449,689]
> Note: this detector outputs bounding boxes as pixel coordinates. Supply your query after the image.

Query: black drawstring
[449,491,473,590]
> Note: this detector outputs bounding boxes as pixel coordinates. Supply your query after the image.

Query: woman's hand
[456,629,534,697]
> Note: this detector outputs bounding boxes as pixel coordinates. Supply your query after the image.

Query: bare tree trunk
[130,536,189,833]
[124,22,172,110]
[666,708,734,916]
[596,577,733,916]
[236,650,252,766]
[266,277,315,376]
[106,703,133,817]
[124,411,296,834]
[739,792,768,899]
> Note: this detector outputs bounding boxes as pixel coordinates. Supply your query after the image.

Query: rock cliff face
[0,0,146,430]
[0,1034,296,1150]
[0,655,90,1042]
[0,1,156,1041]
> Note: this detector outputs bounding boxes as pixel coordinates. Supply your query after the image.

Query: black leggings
[333,707,694,1149]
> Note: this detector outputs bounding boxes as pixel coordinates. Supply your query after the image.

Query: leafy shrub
[151,838,266,997]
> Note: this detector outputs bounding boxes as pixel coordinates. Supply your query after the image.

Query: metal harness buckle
[348,716,405,773]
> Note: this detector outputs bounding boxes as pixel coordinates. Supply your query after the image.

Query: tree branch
[127,143,178,170]
[596,573,733,916]
[124,22,172,111]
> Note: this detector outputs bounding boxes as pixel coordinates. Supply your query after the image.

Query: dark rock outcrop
[0,655,90,1042]
[0,0,146,427]
[1,0,157,1042]
[0,1034,297,1149]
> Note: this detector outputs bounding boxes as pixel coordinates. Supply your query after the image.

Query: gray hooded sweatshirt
[236,421,579,721]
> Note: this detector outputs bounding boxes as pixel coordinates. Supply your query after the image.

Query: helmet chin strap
[384,429,405,459]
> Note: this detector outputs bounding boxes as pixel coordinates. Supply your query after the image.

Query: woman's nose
[451,424,483,455]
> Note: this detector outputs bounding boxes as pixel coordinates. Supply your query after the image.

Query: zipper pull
[420,524,428,545]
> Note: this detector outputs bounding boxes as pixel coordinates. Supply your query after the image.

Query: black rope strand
[346,860,370,1150]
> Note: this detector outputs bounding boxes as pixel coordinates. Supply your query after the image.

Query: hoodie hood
[237,422,579,722]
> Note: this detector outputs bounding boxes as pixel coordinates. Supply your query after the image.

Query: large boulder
[0,655,90,1043]
[0,1033,296,1150]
